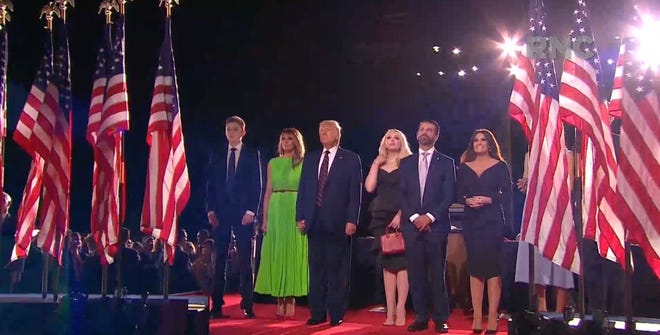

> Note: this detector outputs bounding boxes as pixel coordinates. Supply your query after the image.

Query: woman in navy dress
[457,129,512,334]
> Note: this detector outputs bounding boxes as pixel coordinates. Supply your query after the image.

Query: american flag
[36,20,72,265]
[10,156,44,262]
[87,16,129,265]
[609,37,660,279]
[12,22,71,264]
[518,0,579,273]
[558,0,625,266]
[508,0,538,144]
[141,17,190,265]
[0,24,7,199]
[12,32,52,263]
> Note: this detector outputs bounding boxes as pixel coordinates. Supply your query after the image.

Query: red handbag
[380,229,405,255]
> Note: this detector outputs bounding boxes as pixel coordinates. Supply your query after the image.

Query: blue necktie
[226,148,237,193]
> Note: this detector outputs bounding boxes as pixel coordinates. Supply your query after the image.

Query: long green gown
[254,157,309,297]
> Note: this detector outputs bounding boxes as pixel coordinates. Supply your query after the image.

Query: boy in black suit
[205,116,263,318]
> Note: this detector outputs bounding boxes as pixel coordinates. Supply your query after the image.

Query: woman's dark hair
[461,129,504,163]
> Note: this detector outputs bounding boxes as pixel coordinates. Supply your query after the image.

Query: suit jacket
[205,144,263,219]
[399,149,456,233]
[296,147,363,236]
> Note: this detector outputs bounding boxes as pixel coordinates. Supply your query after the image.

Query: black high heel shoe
[472,329,483,334]
[484,330,497,334]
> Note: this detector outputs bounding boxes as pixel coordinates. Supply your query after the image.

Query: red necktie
[316,150,330,206]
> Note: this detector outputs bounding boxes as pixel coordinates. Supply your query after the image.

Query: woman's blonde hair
[377,129,412,165]
[278,128,306,167]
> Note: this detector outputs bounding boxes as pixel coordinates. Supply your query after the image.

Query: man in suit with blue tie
[399,120,455,333]
[296,120,362,327]
[205,115,263,319]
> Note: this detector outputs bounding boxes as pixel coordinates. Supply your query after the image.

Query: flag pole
[0,4,9,290]
[159,0,178,302]
[0,0,8,201]
[53,0,74,304]
[114,130,125,299]
[38,3,56,301]
[569,125,587,321]
[99,1,114,299]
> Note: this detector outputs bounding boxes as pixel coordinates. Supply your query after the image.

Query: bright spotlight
[472,65,479,72]
[438,71,445,76]
[508,64,521,77]
[433,46,440,53]
[458,69,466,77]
[452,47,461,55]
[607,58,614,65]
[635,15,660,70]
[499,36,521,58]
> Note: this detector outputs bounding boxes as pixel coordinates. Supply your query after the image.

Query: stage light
[498,36,521,58]
[452,47,461,55]
[458,69,466,77]
[613,320,660,332]
[567,318,581,327]
[438,71,445,76]
[607,58,614,65]
[416,72,422,77]
[433,46,440,53]
[472,65,479,72]
[634,15,660,70]
[508,64,521,77]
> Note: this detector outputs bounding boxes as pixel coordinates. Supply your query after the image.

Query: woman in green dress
[254,128,308,319]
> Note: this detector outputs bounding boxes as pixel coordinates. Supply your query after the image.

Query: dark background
[2,0,631,236]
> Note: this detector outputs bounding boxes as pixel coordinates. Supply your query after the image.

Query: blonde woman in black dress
[457,129,512,334]
[365,129,412,326]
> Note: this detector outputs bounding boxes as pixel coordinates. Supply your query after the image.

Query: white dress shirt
[226,142,255,218]
[227,142,243,171]
[409,148,436,224]
[318,145,338,178]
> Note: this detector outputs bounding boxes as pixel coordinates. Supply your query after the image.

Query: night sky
[2,0,633,235]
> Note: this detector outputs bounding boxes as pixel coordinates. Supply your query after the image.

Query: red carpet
[210,294,508,335]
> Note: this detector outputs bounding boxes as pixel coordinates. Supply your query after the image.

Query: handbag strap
[385,227,400,234]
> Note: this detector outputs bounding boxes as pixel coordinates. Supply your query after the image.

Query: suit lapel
[424,148,440,192]
[412,153,422,205]
[235,147,246,173]
[326,148,342,183]
[311,150,322,185]
[219,146,228,180]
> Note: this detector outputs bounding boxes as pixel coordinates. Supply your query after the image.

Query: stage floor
[211,294,508,335]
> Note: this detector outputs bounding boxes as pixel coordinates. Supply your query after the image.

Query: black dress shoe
[306,318,326,325]
[330,319,343,327]
[242,308,256,319]
[434,322,449,333]
[407,321,428,332]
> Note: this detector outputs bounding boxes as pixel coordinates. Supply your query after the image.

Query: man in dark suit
[205,115,263,319]
[399,120,455,333]
[296,120,362,327]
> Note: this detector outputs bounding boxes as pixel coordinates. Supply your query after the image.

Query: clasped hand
[465,195,492,208]
[413,215,432,231]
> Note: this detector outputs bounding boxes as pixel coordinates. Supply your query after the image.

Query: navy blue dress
[369,169,407,272]
[457,161,512,279]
